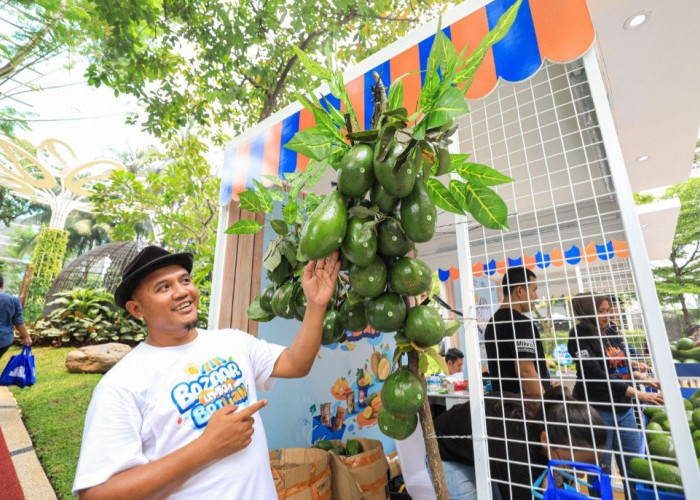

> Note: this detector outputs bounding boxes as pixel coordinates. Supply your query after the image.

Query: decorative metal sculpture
[0,137,124,229]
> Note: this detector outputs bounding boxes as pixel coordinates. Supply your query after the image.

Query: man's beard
[184,321,198,331]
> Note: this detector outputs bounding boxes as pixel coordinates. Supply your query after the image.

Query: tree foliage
[91,133,219,283]
[0,0,94,135]
[653,177,700,327]
[81,0,455,138]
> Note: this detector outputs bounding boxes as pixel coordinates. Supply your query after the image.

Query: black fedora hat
[114,245,193,309]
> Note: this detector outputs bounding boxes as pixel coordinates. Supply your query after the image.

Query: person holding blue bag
[0,275,32,359]
[0,345,36,388]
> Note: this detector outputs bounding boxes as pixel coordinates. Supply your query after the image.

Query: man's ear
[125,300,143,320]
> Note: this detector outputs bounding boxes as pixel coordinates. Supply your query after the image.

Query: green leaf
[426,178,464,215]
[285,129,335,161]
[346,130,379,143]
[419,352,429,374]
[434,31,457,85]
[321,96,347,128]
[458,163,513,186]
[426,347,450,374]
[253,179,274,212]
[238,189,262,213]
[247,295,274,322]
[426,86,470,130]
[270,219,288,235]
[268,189,285,202]
[262,241,282,271]
[449,179,469,211]
[296,92,345,143]
[463,180,510,230]
[348,205,379,218]
[283,202,298,226]
[305,160,329,189]
[291,45,331,81]
[225,219,263,234]
[444,318,461,337]
[387,79,405,111]
[456,0,522,88]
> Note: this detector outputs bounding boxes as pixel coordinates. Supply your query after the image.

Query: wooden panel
[229,208,257,331]
[247,211,266,337]
[217,203,240,328]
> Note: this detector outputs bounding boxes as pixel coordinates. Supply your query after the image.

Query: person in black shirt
[434,387,606,500]
[485,267,550,397]
[567,293,663,500]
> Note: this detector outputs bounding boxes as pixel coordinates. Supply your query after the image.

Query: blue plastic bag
[532,459,612,500]
[0,346,36,388]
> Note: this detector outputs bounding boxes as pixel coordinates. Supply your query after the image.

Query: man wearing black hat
[73,245,340,499]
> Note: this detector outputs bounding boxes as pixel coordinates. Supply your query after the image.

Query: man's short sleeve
[513,320,538,359]
[11,297,24,326]
[72,384,148,495]
[238,331,285,392]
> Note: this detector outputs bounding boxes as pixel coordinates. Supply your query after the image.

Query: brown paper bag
[269,448,332,500]
[332,438,389,500]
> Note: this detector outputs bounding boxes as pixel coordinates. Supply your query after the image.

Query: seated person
[445,347,464,376]
[433,386,606,500]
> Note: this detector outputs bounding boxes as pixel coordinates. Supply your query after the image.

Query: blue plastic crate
[674,363,700,377]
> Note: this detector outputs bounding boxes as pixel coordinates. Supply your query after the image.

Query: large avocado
[339,299,368,332]
[400,178,436,243]
[365,292,406,332]
[373,141,416,198]
[321,310,346,345]
[378,406,417,440]
[349,256,387,298]
[271,282,296,319]
[380,366,425,416]
[377,216,413,257]
[341,216,377,267]
[337,144,375,198]
[404,305,446,347]
[390,257,432,296]
[629,458,682,493]
[259,283,276,315]
[298,190,347,261]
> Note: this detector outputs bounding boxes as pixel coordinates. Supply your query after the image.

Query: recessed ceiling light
[636,155,650,162]
[624,11,651,30]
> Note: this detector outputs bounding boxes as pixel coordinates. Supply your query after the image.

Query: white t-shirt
[72,329,286,499]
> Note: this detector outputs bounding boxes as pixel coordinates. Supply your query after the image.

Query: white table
[427,391,469,411]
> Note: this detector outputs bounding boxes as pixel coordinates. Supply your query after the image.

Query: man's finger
[233,399,268,419]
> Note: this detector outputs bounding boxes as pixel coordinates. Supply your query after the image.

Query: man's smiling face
[126,264,200,345]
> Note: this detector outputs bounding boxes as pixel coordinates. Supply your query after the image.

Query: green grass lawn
[8,346,102,499]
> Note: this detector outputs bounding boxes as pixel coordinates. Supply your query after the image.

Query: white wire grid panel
[435,58,696,499]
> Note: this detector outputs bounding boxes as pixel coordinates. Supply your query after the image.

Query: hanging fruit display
[232,1,522,442]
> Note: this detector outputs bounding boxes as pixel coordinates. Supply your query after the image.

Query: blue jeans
[440,460,502,500]
[597,407,639,500]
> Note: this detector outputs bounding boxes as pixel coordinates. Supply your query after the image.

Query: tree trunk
[679,293,691,330]
[407,350,449,500]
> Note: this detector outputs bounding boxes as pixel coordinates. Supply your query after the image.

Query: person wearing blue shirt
[0,275,32,358]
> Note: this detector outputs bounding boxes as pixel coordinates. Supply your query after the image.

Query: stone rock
[65,343,132,374]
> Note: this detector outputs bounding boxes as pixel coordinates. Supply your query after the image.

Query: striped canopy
[219,0,594,205]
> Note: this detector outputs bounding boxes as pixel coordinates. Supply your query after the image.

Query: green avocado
[298,190,348,261]
[321,310,345,345]
[313,440,334,451]
[629,458,682,493]
[400,178,436,243]
[378,406,417,440]
[345,439,363,456]
[677,337,695,350]
[370,183,399,214]
[381,366,425,416]
[337,144,375,198]
[259,283,276,315]
[365,292,407,332]
[404,305,446,348]
[341,216,377,267]
[390,257,432,296]
[291,282,306,321]
[271,282,296,319]
[648,436,676,462]
[373,141,416,198]
[349,256,387,298]
[339,299,368,332]
[377,216,413,258]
